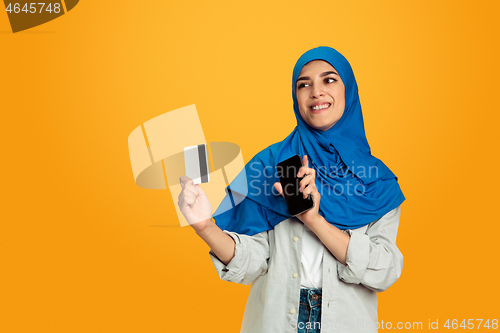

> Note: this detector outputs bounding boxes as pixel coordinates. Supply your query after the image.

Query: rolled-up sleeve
[209,230,269,285]
[337,205,403,292]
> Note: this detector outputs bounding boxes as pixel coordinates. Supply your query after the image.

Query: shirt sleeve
[336,205,404,292]
[209,230,270,285]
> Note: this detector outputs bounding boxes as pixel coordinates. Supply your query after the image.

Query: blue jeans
[297,288,322,333]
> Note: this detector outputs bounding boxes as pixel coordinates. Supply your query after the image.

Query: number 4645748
[6,3,62,14]
[444,319,498,329]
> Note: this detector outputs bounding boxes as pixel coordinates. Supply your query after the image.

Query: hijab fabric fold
[213,46,405,236]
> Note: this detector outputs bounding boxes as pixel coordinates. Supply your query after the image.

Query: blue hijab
[212,46,405,236]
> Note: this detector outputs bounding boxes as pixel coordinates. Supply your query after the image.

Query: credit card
[184,144,210,184]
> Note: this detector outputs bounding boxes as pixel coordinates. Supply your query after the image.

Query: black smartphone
[276,154,314,216]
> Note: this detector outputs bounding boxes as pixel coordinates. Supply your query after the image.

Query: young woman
[178,46,405,333]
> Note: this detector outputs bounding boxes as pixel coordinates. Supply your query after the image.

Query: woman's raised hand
[274,155,323,226]
[178,176,213,232]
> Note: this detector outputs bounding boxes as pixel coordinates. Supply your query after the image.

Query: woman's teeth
[312,104,330,110]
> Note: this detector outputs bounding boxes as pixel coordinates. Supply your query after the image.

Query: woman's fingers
[302,167,315,178]
[178,182,197,199]
[302,183,317,198]
[297,155,309,177]
[180,176,194,189]
[178,178,201,209]
[297,162,315,179]
[181,193,195,207]
[177,176,214,227]
[302,155,309,168]
[299,174,314,190]
[193,183,208,198]
[179,188,196,207]
[296,155,318,198]
[274,182,284,197]
[298,167,315,192]
[179,177,210,204]
[180,187,196,201]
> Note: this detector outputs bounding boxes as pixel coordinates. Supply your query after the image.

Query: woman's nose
[311,85,324,98]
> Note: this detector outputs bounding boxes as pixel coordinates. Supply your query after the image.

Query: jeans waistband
[300,287,322,304]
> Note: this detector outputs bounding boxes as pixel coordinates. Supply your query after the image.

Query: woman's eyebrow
[296,71,339,83]
[321,70,339,77]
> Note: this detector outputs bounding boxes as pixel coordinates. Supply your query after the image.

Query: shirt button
[293,236,299,242]
[290,309,295,314]
[293,272,298,278]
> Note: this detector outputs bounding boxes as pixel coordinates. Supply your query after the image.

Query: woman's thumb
[274,182,284,197]
[180,175,194,188]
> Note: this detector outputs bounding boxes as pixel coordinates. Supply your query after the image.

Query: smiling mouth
[310,103,331,113]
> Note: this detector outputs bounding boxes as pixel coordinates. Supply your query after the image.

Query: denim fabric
[297,288,322,333]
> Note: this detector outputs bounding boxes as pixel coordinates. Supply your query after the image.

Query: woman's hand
[178,176,213,232]
[178,176,236,264]
[274,155,322,226]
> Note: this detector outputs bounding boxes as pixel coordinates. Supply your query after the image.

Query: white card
[184,144,210,184]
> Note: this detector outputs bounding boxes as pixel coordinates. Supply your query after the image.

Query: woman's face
[296,60,346,131]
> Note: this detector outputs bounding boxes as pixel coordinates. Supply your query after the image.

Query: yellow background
[1,0,499,331]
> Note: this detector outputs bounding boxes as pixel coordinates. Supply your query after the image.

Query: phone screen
[276,154,314,216]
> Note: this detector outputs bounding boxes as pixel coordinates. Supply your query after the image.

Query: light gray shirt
[209,205,403,333]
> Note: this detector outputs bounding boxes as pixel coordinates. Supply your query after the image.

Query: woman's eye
[298,83,310,89]
[325,77,336,83]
